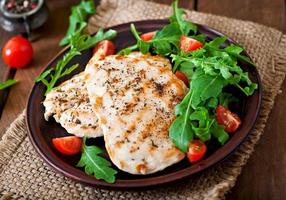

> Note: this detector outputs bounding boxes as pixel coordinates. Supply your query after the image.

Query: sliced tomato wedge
[175,70,189,87]
[52,136,82,155]
[216,105,241,133]
[187,140,207,163]
[93,40,116,58]
[140,31,156,41]
[179,35,203,53]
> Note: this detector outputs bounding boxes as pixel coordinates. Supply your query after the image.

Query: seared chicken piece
[85,52,187,174]
[43,72,103,138]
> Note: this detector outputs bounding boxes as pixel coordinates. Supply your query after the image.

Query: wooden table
[0,0,285,199]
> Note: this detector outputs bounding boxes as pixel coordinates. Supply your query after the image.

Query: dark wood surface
[0,0,285,199]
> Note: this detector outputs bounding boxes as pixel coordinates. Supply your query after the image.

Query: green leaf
[175,90,192,116]
[189,107,213,142]
[77,138,117,183]
[169,115,193,152]
[118,44,138,55]
[191,34,206,43]
[179,61,195,79]
[36,28,117,95]
[60,0,96,46]
[0,79,17,90]
[212,121,229,145]
[60,64,79,78]
[71,28,117,51]
[190,71,225,108]
[35,68,54,82]
[130,24,151,54]
[169,0,197,35]
[206,36,227,49]
[170,90,194,152]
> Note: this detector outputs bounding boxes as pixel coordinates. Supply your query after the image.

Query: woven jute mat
[1,0,286,199]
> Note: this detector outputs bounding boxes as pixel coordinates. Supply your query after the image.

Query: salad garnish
[46,0,258,183]
[35,0,117,95]
[76,137,118,183]
[0,79,17,90]
[120,0,257,152]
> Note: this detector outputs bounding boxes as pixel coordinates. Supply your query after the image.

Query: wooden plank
[198,0,285,31]
[197,0,286,199]
[0,31,14,82]
[0,0,80,136]
[0,29,17,117]
[228,89,286,200]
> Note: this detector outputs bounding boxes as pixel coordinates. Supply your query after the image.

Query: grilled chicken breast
[43,72,103,138]
[85,52,187,174]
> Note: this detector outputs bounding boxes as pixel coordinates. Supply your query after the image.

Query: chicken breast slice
[43,72,103,138]
[85,52,187,174]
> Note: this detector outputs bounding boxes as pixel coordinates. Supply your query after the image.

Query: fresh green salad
[40,0,257,184]
[120,0,257,153]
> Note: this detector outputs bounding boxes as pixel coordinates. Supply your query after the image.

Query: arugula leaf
[77,138,117,183]
[119,1,195,55]
[190,70,225,108]
[170,91,194,152]
[118,44,138,55]
[170,115,193,152]
[172,37,258,96]
[36,29,117,95]
[70,28,117,51]
[170,89,195,152]
[169,0,197,35]
[151,23,182,55]
[189,107,213,142]
[0,79,17,90]
[60,0,96,46]
[212,120,229,145]
[204,37,255,66]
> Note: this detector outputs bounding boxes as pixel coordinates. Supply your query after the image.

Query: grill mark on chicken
[85,52,187,174]
[43,72,103,138]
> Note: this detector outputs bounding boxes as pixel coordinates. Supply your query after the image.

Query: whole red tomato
[2,36,33,68]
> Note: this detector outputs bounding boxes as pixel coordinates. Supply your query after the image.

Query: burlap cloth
[0,0,286,199]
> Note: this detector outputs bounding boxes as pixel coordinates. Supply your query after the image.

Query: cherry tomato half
[179,35,203,53]
[93,40,116,58]
[216,105,241,133]
[175,70,189,87]
[187,140,207,163]
[2,36,33,68]
[140,31,156,41]
[52,136,82,155]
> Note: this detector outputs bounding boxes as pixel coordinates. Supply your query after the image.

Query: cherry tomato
[216,105,241,133]
[52,136,82,155]
[93,40,115,58]
[187,140,207,163]
[2,36,33,68]
[179,35,203,53]
[175,70,189,87]
[140,31,156,41]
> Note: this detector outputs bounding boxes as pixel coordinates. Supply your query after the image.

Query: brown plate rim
[26,19,262,189]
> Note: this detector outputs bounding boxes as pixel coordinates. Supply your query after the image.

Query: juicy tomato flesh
[140,31,156,41]
[175,70,189,87]
[187,140,207,163]
[2,36,33,68]
[93,40,116,59]
[179,35,203,53]
[52,136,82,155]
[216,105,241,133]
